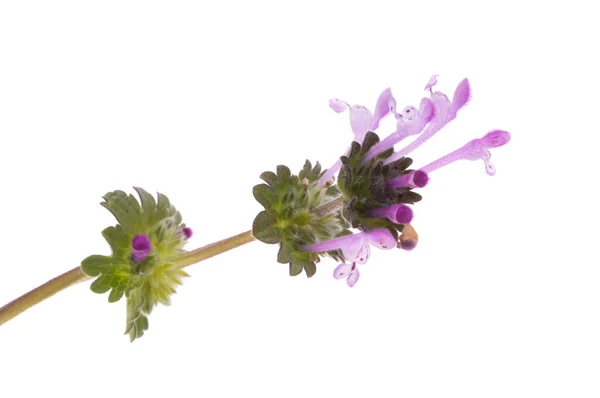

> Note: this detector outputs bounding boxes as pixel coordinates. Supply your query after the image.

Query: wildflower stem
[174,230,255,267]
[312,196,345,219]
[0,266,90,327]
[0,230,256,327]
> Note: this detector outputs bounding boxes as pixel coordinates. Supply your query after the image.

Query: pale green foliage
[81,188,190,341]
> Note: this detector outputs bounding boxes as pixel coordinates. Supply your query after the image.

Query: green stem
[312,196,345,219]
[0,230,256,327]
[174,230,255,267]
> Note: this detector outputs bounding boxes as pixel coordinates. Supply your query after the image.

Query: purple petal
[364,98,435,163]
[329,98,349,113]
[347,268,360,287]
[356,243,370,264]
[371,88,394,130]
[369,204,413,224]
[304,233,363,257]
[365,228,397,250]
[452,78,471,112]
[424,74,438,91]
[333,263,352,280]
[387,170,429,189]
[349,105,374,142]
[483,150,497,176]
[431,92,455,125]
[481,130,511,148]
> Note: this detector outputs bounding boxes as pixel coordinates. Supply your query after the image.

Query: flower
[131,234,152,262]
[303,75,510,286]
[318,88,395,186]
[303,228,396,287]
[182,227,193,240]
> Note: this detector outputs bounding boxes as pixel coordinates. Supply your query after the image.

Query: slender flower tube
[387,170,429,189]
[368,204,414,224]
[303,228,396,287]
[419,130,511,176]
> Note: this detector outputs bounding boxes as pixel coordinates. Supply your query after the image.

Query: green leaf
[101,191,142,233]
[253,184,277,209]
[277,243,292,264]
[260,171,278,187]
[303,261,317,278]
[108,287,125,303]
[81,255,115,276]
[277,165,291,180]
[101,226,130,258]
[360,131,380,154]
[125,287,149,342]
[252,211,281,244]
[90,276,112,294]
[289,259,303,276]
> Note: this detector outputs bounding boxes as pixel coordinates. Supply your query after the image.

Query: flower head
[253,75,509,288]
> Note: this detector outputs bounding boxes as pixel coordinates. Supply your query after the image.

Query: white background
[0,1,598,397]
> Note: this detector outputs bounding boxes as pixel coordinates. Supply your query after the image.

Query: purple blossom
[368,204,414,224]
[313,76,509,285]
[382,77,471,164]
[319,88,395,186]
[182,227,193,240]
[131,234,152,262]
[418,129,511,176]
[304,228,396,287]
[387,170,429,189]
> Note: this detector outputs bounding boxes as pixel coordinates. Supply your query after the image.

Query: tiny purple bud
[387,170,429,189]
[182,227,193,240]
[131,234,152,262]
[369,204,414,225]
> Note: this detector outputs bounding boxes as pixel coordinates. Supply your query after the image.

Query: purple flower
[131,234,152,262]
[419,130,511,176]
[319,88,396,186]
[368,204,414,224]
[303,228,396,287]
[182,227,193,240]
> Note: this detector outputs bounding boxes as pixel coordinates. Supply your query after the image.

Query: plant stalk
[0,230,256,327]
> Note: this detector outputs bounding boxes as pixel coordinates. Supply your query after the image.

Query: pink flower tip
[412,170,429,188]
[482,130,511,148]
[131,234,152,262]
[182,227,193,239]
